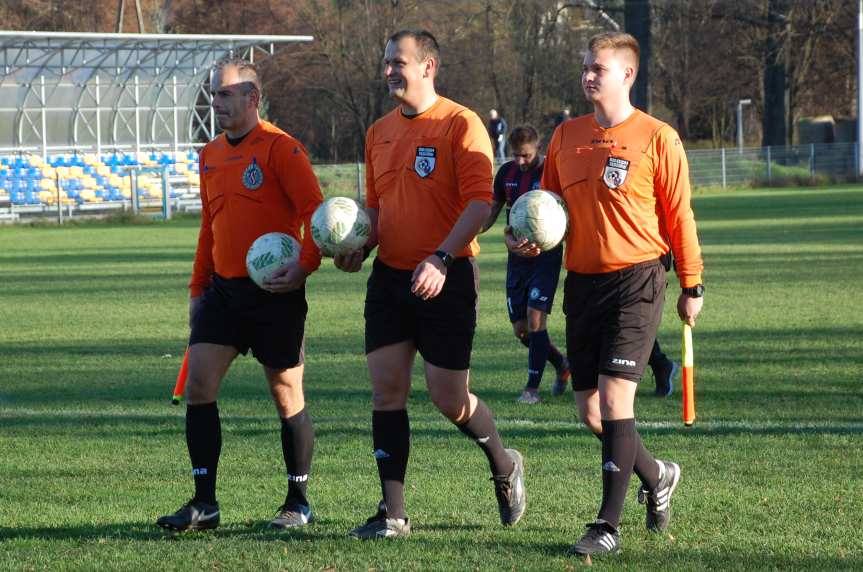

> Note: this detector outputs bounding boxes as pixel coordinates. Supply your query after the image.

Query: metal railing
[687,142,859,188]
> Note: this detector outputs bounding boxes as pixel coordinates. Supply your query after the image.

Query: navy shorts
[189,274,307,369]
[506,245,563,322]
[563,259,665,389]
[365,257,478,370]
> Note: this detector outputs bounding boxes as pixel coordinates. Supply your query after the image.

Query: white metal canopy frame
[0,31,313,158]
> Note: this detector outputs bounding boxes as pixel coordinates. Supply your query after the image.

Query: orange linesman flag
[171,348,190,405]
[682,323,696,426]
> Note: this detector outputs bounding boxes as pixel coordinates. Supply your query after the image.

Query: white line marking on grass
[2,409,862,433]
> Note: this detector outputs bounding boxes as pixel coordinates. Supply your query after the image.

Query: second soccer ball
[311,197,371,257]
[509,190,568,251]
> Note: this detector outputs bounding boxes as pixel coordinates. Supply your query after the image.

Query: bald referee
[541,32,704,556]
[156,57,323,532]
[335,29,526,539]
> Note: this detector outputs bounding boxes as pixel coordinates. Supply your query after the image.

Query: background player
[156,57,323,532]
[540,32,704,557]
[334,29,526,539]
[481,125,570,404]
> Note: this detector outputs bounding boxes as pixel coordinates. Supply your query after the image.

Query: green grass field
[1,186,862,571]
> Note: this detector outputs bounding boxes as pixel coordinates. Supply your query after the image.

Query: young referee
[540,32,705,556]
[334,30,526,539]
[156,58,324,532]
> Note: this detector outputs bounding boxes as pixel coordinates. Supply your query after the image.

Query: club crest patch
[414,146,436,178]
[529,287,540,300]
[243,158,264,190]
[603,156,629,189]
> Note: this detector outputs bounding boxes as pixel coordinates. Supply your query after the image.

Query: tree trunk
[625,0,651,113]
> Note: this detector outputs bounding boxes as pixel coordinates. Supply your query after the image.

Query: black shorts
[563,259,665,389]
[365,257,478,370]
[505,245,563,322]
[189,274,307,369]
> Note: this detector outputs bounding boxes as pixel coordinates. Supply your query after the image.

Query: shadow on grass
[0,523,351,543]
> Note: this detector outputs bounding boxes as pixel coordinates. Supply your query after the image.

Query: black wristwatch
[434,249,454,268]
[682,284,705,297]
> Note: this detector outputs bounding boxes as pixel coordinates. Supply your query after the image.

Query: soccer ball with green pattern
[245,232,301,288]
[311,197,371,257]
[509,190,568,251]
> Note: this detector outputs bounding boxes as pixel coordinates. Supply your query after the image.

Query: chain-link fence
[687,142,859,188]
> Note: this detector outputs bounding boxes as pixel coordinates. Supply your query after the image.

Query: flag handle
[682,323,696,426]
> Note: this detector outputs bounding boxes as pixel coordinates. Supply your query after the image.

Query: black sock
[372,409,410,520]
[518,333,530,349]
[526,330,551,390]
[597,418,637,529]
[548,342,565,370]
[633,433,660,489]
[186,402,221,505]
[595,429,659,489]
[280,408,314,507]
[456,399,513,478]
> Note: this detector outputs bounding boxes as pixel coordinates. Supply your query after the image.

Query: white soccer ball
[310,197,371,257]
[245,232,301,287]
[509,190,568,251]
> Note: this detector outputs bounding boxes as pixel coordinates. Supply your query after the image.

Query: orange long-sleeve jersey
[189,121,323,297]
[365,97,494,270]
[541,110,703,287]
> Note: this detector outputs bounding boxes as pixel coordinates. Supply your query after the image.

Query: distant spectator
[554,107,571,128]
[488,109,508,161]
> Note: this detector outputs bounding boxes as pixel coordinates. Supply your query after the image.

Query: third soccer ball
[311,197,371,257]
[245,232,301,288]
[509,190,568,251]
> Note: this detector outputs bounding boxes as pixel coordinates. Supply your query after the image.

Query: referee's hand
[411,255,447,300]
[504,225,541,258]
[263,262,308,293]
[334,248,364,273]
[677,293,704,327]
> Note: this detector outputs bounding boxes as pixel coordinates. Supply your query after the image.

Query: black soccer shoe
[348,500,411,540]
[269,502,314,529]
[652,358,678,398]
[567,520,621,556]
[156,499,220,532]
[638,460,681,532]
[551,357,571,397]
[492,449,526,526]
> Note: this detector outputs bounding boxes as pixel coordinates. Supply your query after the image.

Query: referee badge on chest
[243,158,264,190]
[414,146,436,178]
[603,156,629,189]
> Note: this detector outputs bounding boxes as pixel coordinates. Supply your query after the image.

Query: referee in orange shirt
[156,58,323,532]
[540,32,704,556]
[335,30,526,539]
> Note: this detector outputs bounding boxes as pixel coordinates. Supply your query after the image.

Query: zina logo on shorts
[610,357,636,367]
[243,157,264,190]
[414,146,436,178]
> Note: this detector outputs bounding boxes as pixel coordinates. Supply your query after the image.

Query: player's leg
[349,259,416,540]
[424,364,526,526]
[246,284,315,529]
[648,339,677,398]
[523,308,550,398]
[157,342,237,532]
[570,261,676,557]
[420,257,525,526]
[265,362,315,528]
[348,341,415,539]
